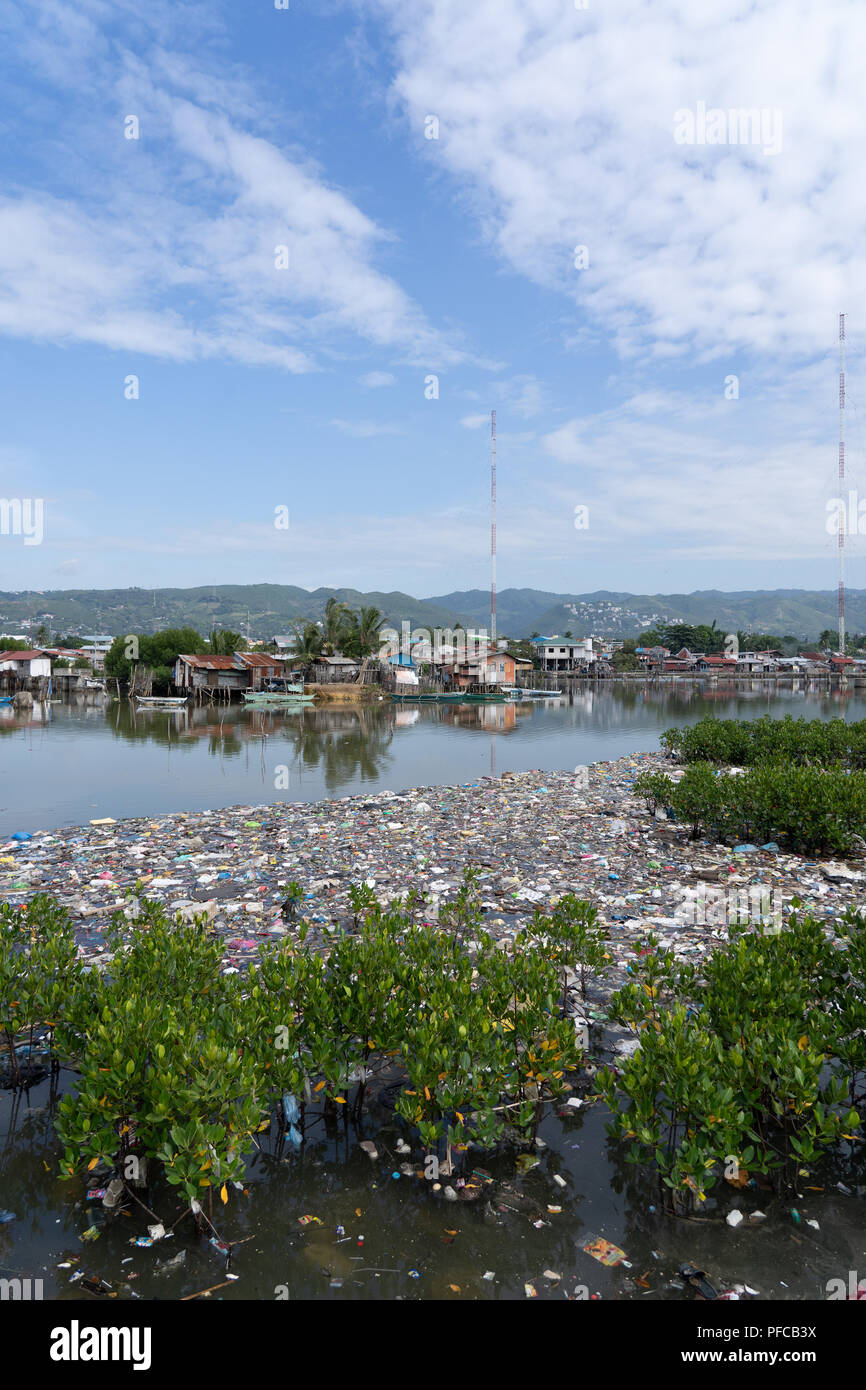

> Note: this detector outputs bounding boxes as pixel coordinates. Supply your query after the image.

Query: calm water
[3,680,866,1300]
[3,1043,864,1302]
[2,682,865,837]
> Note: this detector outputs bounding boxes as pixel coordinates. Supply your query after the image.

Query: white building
[0,649,52,677]
[80,635,113,670]
[536,639,597,672]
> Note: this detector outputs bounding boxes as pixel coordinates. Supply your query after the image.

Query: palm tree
[322,598,350,654]
[290,621,323,678]
[355,606,385,657]
[340,606,386,661]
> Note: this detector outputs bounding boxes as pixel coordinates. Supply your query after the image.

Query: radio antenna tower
[839,313,846,655]
[490,409,497,649]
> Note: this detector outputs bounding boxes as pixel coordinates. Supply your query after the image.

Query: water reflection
[4,683,866,836]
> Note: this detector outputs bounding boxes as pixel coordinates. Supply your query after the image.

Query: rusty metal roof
[176,654,240,670]
[237,652,279,668]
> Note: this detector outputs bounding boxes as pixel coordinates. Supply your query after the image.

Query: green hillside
[0,584,861,643]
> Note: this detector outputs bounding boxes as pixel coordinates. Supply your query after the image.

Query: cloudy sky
[0,0,864,597]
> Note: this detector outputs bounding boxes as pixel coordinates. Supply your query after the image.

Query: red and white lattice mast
[490,409,497,649]
[839,313,846,654]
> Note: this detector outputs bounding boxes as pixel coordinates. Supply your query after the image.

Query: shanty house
[0,648,51,677]
[696,656,738,672]
[173,652,281,693]
[480,652,517,685]
[310,654,360,682]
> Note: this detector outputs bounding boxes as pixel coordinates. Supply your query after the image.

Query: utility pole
[490,409,497,651]
[838,312,846,654]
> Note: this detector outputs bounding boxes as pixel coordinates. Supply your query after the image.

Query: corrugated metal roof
[0,649,49,661]
[237,652,279,668]
[176,654,239,670]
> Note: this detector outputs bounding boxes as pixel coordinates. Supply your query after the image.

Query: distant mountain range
[428,589,865,640]
[0,584,861,642]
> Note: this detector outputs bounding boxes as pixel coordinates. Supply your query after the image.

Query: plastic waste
[679,1264,718,1299]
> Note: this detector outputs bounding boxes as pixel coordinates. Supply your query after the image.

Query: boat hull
[391,692,506,703]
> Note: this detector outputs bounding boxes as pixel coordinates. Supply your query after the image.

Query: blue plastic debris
[282,1093,300,1127]
[0,1210,17,1223]
[760,843,780,852]
[732,845,758,853]
[10,833,31,842]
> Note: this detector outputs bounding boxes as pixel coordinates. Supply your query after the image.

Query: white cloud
[372,0,866,362]
[359,371,397,387]
[460,413,489,429]
[0,5,471,372]
[497,375,546,419]
[541,390,838,562]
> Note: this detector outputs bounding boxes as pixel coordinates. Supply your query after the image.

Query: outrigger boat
[135,695,189,708]
[512,687,562,698]
[390,690,507,703]
[244,680,314,706]
[244,693,314,706]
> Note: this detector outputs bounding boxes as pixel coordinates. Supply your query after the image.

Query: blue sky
[0,0,864,599]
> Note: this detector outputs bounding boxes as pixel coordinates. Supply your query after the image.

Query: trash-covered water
[1,682,864,839]
[1,747,865,1302]
[2,1066,864,1302]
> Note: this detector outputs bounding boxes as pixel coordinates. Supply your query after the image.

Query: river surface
[2,1061,863,1303]
[2,682,865,839]
[2,681,866,1300]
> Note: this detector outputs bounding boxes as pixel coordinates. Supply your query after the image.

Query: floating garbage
[583,1236,627,1267]
[1,753,862,1007]
[79,1276,115,1297]
[679,1264,719,1299]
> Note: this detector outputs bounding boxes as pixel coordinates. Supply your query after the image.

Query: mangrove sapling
[25,879,593,1215]
[652,752,866,856]
[600,1008,743,1215]
[665,713,866,770]
[439,866,483,954]
[832,908,866,1104]
[517,896,609,1016]
[280,881,303,923]
[633,771,674,816]
[0,897,83,1087]
[348,881,378,932]
[603,915,862,1212]
[607,935,679,1036]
